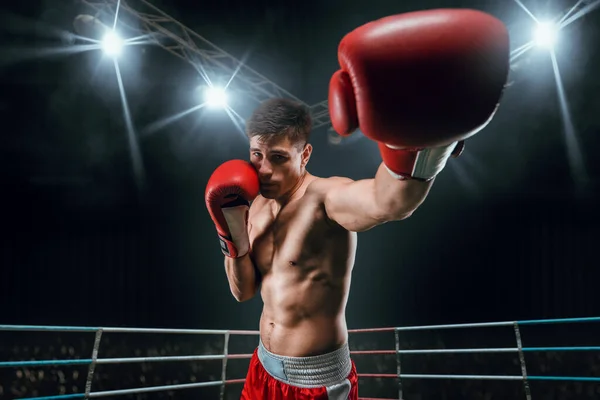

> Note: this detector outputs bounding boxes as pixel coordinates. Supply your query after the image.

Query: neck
[275,170,312,207]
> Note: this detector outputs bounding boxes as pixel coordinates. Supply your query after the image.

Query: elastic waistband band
[257,340,352,388]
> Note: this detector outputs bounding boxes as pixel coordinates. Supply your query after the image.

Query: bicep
[322,178,388,232]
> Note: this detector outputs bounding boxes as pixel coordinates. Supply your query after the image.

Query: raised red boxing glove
[205,160,259,258]
[329,9,510,180]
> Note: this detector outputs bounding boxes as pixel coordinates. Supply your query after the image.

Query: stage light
[204,86,228,108]
[102,31,123,57]
[533,22,558,49]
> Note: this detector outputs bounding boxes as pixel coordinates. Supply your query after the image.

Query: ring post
[513,322,532,400]
[219,331,231,400]
[84,328,103,399]
[394,328,403,400]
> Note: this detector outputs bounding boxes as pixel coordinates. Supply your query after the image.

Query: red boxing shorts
[240,340,358,399]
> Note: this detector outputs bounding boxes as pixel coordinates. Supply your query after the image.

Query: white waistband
[257,340,352,388]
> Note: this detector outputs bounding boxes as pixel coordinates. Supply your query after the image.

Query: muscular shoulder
[305,177,354,227]
[306,176,353,199]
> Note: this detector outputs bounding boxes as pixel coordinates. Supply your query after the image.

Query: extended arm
[323,163,433,232]
[324,9,508,230]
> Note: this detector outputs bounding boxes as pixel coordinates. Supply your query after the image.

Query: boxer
[206,9,509,400]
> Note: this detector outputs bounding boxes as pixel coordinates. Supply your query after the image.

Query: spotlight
[533,22,558,49]
[102,31,123,57]
[204,86,228,108]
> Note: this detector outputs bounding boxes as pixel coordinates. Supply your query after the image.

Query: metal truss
[79,0,332,129]
[308,100,331,131]
[81,0,592,140]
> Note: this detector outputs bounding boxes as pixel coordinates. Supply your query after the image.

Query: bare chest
[248,199,331,275]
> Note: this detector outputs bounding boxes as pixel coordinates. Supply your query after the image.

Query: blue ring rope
[517,316,600,325]
[3,316,600,399]
[16,395,85,400]
[0,325,99,332]
[523,346,600,352]
[0,359,92,368]
[528,376,600,382]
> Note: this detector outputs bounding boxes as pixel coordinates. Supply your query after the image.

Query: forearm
[224,254,259,302]
[373,163,434,220]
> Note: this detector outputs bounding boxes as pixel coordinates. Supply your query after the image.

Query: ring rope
[0,325,259,335]
[3,315,600,399]
[5,346,600,369]
[358,374,600,382]
[16,379,247,400]
[14,374,600,400]
[4,315,600,335]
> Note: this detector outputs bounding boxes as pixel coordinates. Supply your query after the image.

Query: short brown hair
[246,98,312,147]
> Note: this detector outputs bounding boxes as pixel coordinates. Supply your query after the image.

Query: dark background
[1,0,599,335]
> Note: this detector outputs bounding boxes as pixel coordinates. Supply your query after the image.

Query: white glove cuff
[222,205,250,257]
[386,142,457,181]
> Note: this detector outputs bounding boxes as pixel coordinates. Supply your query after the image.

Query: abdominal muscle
[258,271,349,357]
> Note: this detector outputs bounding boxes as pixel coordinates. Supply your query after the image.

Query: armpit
[310,178,353,228]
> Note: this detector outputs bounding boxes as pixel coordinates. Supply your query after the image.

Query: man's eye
[252,152,261,157]
[272,155,286,162]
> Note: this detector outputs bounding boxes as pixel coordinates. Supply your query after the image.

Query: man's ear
[301,143,313,168]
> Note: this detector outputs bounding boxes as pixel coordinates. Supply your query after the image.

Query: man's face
[249,135,311,199]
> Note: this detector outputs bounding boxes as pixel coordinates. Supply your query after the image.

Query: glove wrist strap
[379,142,458,181]
[219,236,242,258]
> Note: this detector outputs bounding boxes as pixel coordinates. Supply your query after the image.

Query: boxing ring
[1,316,600,399]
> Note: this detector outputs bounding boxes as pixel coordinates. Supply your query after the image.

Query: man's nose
[258,160,273,176]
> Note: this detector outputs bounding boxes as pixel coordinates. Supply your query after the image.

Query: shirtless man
[205,10,509,400]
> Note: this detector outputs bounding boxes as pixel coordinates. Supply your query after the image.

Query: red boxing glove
[329,9,510,181]
[205,160,259,258]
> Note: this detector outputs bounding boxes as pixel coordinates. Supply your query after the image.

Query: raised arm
[206,160,261,302]
[323,9,509,230]
[321,164,433,232]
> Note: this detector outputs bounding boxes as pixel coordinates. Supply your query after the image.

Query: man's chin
[260,191,276,199]
[260,187,278,199]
